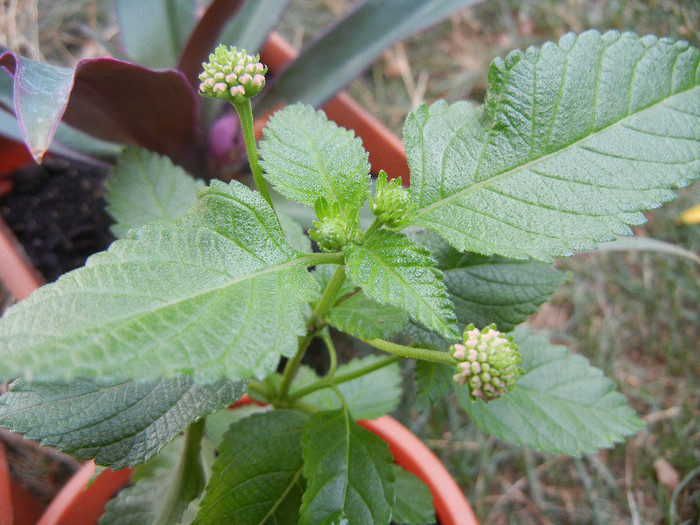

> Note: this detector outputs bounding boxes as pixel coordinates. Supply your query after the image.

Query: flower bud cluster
[451,323,522,402]
[199,45,267,103]
[309,197,360,253]
[370,171,415,229]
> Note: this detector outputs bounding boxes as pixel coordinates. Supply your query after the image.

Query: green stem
[361,217,382,242]
[301,252,344,268]
[289,354,401,402]
[233,98,272,207]
[363,337,457,366]
[154,418,206,525]
[321,331,338,378]
[277,265,348,403]
[247,379,276,402]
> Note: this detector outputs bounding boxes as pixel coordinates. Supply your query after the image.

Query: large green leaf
[99,431,205,525]
[195,410,308,525]
[345,230,459,340]
[0,180,319,384]
[0,377,244,469]
[259,103,370,213]
[406,31,700,261]
[391,465,436,525]
[257,0,482,111]
[414,229,568,331]
[106,147,204,239]
[300,408,394,525]
[457,329,645,456]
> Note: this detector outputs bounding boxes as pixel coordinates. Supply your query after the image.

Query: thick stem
[233,98,273,207]
[277,264,347,403]
[363,337,457,366]
[361,217,383,243]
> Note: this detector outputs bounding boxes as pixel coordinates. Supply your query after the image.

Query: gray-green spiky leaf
[0,180,319,384]
[260,103,370,213]
[300,408,394,525]
[106,147,204,239]
[406,31,700,260]
[0,377,245,469]
[345,230,458,340]
[457,329,644,456]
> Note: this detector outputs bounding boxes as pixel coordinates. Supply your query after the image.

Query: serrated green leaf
[413,229,568,331]
[278,211,313,253]
[391,465,436,525]
[0,377,245,469]
[106,147,204,239]
[345,230,458,340]
[293,356,402,420]
[0,179,319,384]
[414,361,454,409]
[445,254,567,332]
[326,291,409,340]
[194,410,308,525]
[99,431,204,525]
[260,104,371,213]
[300,408,394,525]
[406,31,700,261]
[457,329,645,456]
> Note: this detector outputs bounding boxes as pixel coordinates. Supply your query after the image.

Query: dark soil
[0,156,115,282]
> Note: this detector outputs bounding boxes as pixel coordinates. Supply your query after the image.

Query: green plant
[0,29,699,524]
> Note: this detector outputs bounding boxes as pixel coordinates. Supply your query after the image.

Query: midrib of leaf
[37,254,316,352]
[413,81,700,219]
[257,467,304,525]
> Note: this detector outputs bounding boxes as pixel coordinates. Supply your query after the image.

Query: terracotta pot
[0,440,46,525]
[36,402,477,525]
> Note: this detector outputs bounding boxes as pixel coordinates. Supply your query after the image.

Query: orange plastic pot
[36,401,477,525]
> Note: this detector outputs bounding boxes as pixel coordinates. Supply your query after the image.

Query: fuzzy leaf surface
[99,434,204,525]
[391,465,436,525]
[457,329,645,456]
[326,291,409,340]
[300,408,394,525]
[106,147,204,238]
[0,377,244,469]
[345,230,458,340]
[0,180,319,384]
[260,103,370,212]
[405,31,700,260]
[194,410,308,525]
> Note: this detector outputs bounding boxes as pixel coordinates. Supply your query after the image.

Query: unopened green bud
[371,171,414,229]
[450,323,522,402]
[309,217,348,253]
[199,45,267,103]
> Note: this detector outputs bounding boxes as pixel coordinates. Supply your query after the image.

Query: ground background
[0,1,699,523]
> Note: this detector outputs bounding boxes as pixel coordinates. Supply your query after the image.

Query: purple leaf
[1,53,204,173]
